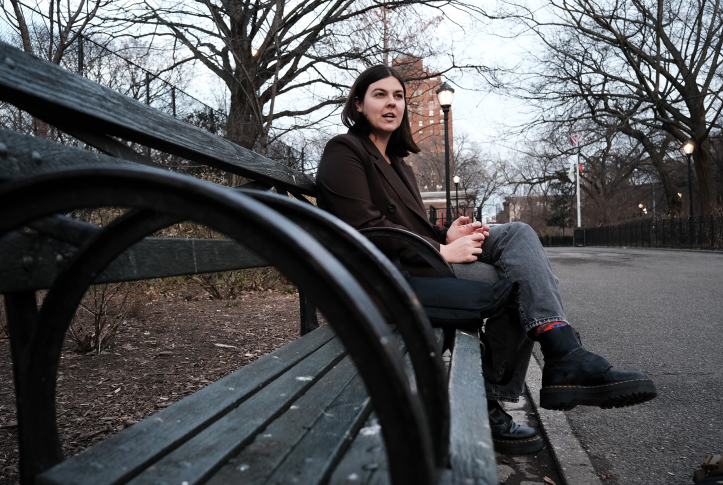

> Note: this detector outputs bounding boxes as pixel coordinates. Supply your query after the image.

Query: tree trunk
[693,137,718,216]
[619,125,682,217]
[226,85,261,187]
[227,87,260,150]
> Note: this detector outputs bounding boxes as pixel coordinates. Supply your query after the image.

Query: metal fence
[428,206,480,227]
[583,216,723,250]
[538,235,574,247]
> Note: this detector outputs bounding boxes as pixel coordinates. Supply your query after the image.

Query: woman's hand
[440,233,486,263]
[446,217,489,244]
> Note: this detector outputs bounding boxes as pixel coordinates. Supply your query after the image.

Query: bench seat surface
[37,326,494,485]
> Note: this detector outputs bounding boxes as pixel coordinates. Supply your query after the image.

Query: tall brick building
[394,58,454,186]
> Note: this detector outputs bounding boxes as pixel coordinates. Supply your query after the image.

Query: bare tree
[414,133,507,211]
[107,0,493,159]
[501,0,723,215]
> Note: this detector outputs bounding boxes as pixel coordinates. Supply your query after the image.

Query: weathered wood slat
[447,330,498,485]
[264,371,372,485]
[124,336,348,485]
[37,325,338,485]
[327,413,390,485]
[0,128,143,181]
[324,332,443,485]
[205,355,362,485]
[0,231,269,292]
[0,44,315,194]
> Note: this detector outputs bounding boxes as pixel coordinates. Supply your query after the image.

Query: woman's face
[356,76,405,136]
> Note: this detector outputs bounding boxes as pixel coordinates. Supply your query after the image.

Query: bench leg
[5,291,63,485]
[299,290,319,335]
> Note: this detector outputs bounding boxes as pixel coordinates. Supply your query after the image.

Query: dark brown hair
[341,65,420,158]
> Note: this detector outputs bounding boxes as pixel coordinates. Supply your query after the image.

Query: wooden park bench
[0,42,498,485]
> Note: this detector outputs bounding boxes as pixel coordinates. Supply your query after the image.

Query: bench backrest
[0,42,315,196]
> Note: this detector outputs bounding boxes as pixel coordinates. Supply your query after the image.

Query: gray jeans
[452,222,568,402]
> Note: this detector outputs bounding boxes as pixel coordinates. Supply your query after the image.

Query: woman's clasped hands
[439,216,490,263]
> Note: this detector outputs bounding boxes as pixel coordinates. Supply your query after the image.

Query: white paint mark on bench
[347,473,360,480]
[237,464,250,472]
[360,424,381,436]
[290,405,299,409]
[296,376,313,381]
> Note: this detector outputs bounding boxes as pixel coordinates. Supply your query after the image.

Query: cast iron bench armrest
[358,227,455,278]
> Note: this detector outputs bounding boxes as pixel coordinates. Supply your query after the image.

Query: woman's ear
[355,97,362,113]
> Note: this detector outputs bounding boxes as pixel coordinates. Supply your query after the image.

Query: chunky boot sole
[540,378,657,411]
[493,434,545,455]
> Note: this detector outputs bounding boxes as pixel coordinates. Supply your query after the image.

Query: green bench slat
[0,232,268,292]
[37,325,338,485]
[0,128,141,181]
[262,371,372,485]
[124,336,347,485]
[327,413,389,485]
[447,330,497,485]
[324,330,444,485]
[205,355,363,485]
[0,45,315,194]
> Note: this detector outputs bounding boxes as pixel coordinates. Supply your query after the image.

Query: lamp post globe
[436,82,455,227]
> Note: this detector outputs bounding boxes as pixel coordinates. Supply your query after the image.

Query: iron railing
[428,206,480,227]
[538,235,574,247]
[584,215,723,250]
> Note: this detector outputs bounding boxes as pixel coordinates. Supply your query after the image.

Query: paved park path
[541,247,723,484]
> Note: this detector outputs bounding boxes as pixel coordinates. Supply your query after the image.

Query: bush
[67,282,143,353]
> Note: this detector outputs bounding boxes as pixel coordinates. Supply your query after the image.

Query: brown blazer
[316,130,448,276]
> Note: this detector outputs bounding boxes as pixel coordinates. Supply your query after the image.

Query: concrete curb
[525,355,603,485]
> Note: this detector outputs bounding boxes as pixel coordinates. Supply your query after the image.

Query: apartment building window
[429,110,434,116]
[439,109,443,116]
[419,130,423,135]
[429,89,433,95]
[419,121,423,127]
[429,120,434,125]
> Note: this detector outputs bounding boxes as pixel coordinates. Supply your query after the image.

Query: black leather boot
[537,325,657,410]
[487,400,544,455]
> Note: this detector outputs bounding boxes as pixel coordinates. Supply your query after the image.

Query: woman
[316,65,657,455]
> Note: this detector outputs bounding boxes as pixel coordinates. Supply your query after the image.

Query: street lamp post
[453,175,460,218]
[436,82,454,227]
[680,140,695,218]
[681,140,695,245]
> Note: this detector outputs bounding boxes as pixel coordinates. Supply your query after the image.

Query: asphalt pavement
[538,247,723,485]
